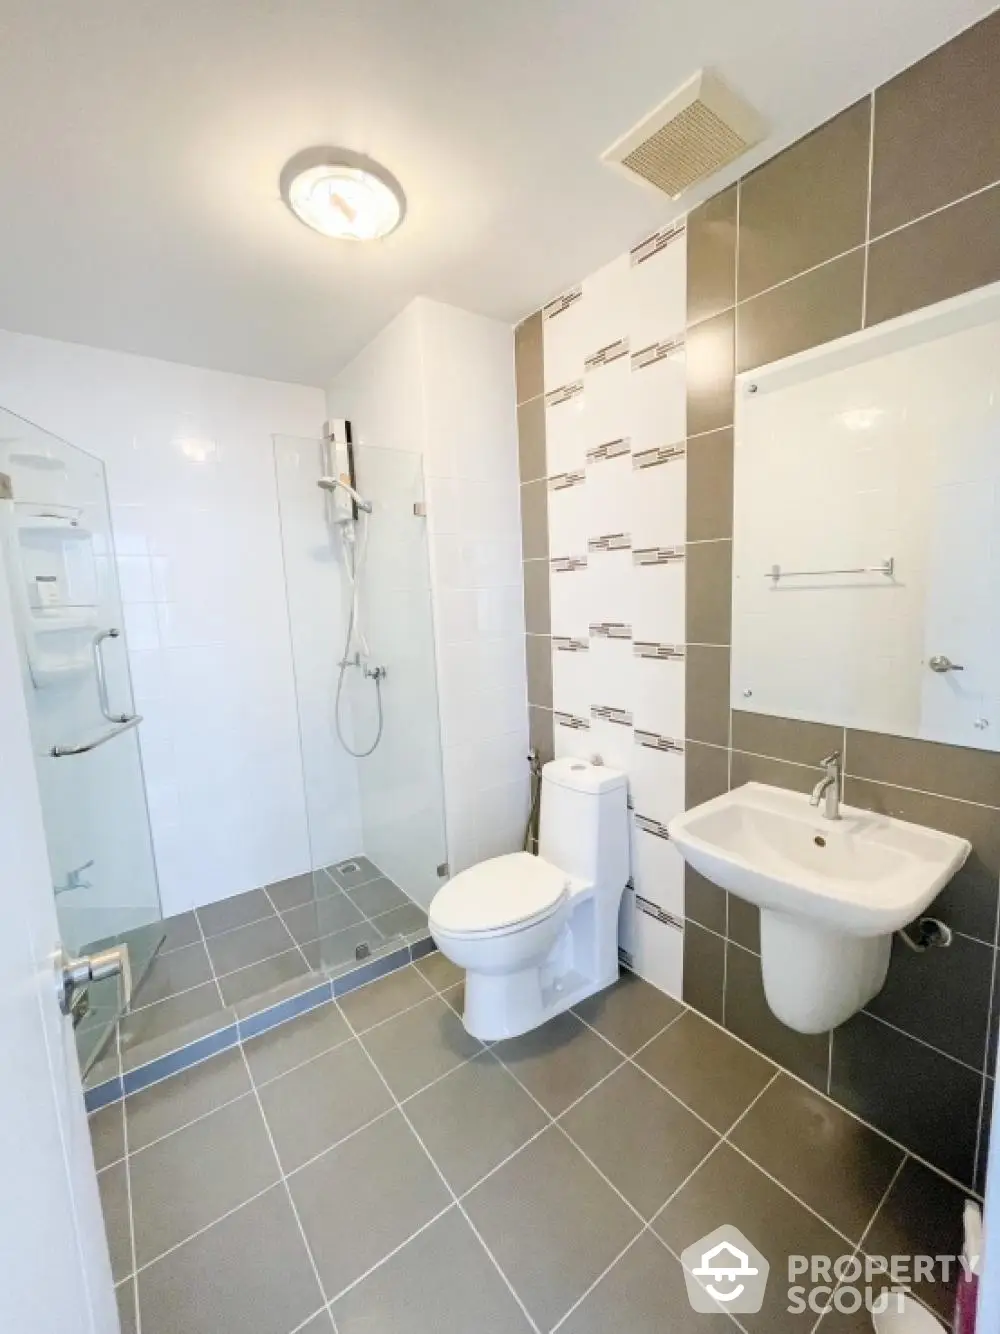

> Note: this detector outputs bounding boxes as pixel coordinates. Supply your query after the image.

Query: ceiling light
[280,148,405,242]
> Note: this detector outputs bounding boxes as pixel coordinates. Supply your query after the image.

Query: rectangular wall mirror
[731,282,1000,753]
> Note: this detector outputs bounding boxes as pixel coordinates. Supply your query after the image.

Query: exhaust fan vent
[603,70,765,199]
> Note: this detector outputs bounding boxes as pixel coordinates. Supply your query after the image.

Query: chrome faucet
[810,752,842,820]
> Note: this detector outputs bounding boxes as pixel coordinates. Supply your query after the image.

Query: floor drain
[355,942,371,961]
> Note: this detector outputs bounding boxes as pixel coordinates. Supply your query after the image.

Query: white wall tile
[629,233,687,351]
[542,294,587,393]
[631,907,684,1000]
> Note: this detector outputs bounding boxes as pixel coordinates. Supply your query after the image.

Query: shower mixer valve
[363,664,387,681]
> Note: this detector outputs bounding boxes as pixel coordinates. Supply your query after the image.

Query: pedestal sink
[668,783,970,1033]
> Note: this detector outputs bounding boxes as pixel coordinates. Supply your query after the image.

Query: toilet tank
[538,758,629,890]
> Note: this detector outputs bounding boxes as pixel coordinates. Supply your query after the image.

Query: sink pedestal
[760,911,891,1033]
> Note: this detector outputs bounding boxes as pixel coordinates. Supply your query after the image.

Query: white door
[0,539,118,1331]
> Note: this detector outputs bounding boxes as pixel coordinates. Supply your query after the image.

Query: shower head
[317,475,373,513]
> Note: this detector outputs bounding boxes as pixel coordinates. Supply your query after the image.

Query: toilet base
[462,962,617,1042]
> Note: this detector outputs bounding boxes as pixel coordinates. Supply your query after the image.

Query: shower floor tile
[93,964,973,1333]
[114,857,431,1077]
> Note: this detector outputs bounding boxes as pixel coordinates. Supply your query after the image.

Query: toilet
[429,757,629,1041]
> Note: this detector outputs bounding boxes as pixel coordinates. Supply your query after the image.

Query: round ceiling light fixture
[280,148,406,242]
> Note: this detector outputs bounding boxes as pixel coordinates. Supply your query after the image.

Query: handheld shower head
[317,475,373,513]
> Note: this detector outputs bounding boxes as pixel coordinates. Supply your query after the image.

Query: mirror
[731,283,1000,752]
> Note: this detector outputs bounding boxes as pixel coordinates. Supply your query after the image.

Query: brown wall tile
[686,308,735,436]
[522,558,550,636]
[685,645,730,747]
[516,397,546,483]
[738,100,871,300]
[686,428,733,541]
[514,311,544,404]
[685,540,732,645]
[844,778,1000,945]
[687,185,738,326]
[685,866,727,935]
[730,749,824,795]
[682,921,725,1024]
[728,896,761,954]
[732,711,843,768]
[525,634,552,709]
[528,705,554,764]
[871,9,1000,236]
[685,741,729,808]
[845,729,1000,807]
[737,249,864,373]
[518,480,548,561]
[865,183,1000,327]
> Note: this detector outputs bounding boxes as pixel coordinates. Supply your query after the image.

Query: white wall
[328,298,529,886]
[539,225,689,1000]
[0,330,350,916]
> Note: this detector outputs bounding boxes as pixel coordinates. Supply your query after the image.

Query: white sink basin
[668,783,970,1032]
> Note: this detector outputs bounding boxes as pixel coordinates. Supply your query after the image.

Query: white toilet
[429,758,629,1041]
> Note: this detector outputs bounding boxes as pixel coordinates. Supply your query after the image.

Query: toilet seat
[430,852,571,939]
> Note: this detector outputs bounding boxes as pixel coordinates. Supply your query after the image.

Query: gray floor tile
[98,1161,132,1282]
[89,1102,125,1170]
[493,1011,622,1116]
[217,950,309,1007]
[290,1110,451,1296]
[559,1231,738,1334]
[414,951,464,992]
[259,1040,394,1172]
[266,871,320,911]
[348,876,409,918]
[372,903,428,937]
[635,1010,776,1131]
[362,995,482,1100]
[561,1064,719,1219]
[338,965,436,1032]
[442,981,465,1015]
[206,915,297,976]
[197,888,274,938]
[158,912,201,955]
[232,970,327,1021]
[572,971,685,1055]
[137,1185,323,1334]
[282,893,365,945]
[132,942,213,1008]
[332,1207,534,1334]
[862,1158,966,1322]
[329,855,383,890]
[729,1074,904,1243]
[301,924,379,972]
[116,1281,138,1334]
[654,1142,850,1334]
[245,1002,352,1085]
[125,1049,251,1152]
[295,1314,336,1334]
[405,1051,548,1194]
[463,1126,642,1331]
[119,984,227,1070]
[129,1095,279,1267]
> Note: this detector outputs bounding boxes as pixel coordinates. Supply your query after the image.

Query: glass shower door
[0,407,163,1075]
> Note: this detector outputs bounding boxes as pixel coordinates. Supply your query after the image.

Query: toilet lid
[430,853,569,936]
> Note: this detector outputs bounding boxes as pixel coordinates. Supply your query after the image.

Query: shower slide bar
[51,714,143,757]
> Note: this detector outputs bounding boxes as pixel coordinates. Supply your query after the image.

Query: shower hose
[334,512,385,758]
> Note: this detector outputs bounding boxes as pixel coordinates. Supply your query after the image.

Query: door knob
[56,943,132,1016]
[928,655,964,673]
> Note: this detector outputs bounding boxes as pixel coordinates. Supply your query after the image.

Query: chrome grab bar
[767,557,895,584]
[51,714,143,758]
[92,628,131,723]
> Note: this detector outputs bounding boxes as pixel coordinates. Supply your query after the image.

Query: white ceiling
[0,0,994,386]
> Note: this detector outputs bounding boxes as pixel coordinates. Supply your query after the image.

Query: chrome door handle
[928,655,964,673]
[56,943,132,1016]
[50,714,143,757]
[93,629,131,723]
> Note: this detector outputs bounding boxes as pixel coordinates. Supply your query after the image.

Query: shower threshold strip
[85,932,436,1113]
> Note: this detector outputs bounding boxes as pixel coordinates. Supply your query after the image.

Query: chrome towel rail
[767,557,894,584]
[51,714,143,758]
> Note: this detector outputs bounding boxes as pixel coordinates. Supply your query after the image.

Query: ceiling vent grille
[602,70,765,199]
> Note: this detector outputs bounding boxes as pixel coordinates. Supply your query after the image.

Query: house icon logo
[680,1225,770,1314]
